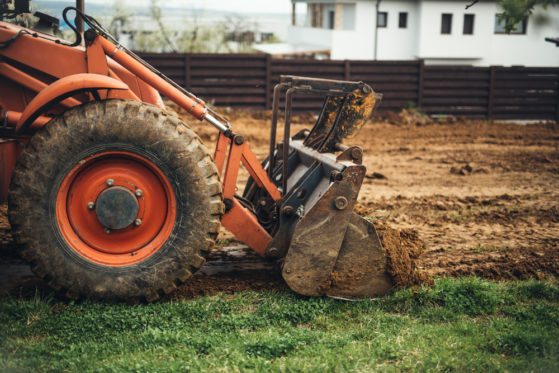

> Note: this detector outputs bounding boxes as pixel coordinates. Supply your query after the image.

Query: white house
[259,0,559,66]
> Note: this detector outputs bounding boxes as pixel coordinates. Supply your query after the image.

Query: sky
[37,0,293,14]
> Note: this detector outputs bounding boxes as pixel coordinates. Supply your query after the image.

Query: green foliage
[498,0,558,32]
[1,279,558,372]
[101,0,231,53]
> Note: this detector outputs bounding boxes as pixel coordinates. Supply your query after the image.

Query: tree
[498,0,558,32]
[468,0,558,32]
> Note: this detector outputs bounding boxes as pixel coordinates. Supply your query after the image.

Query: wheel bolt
[135,189,143,197]
[106,179,114,186]
[104,228,111,234]
[134,219,142,226]
[87,202,95,210]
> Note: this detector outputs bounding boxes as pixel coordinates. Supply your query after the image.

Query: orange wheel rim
[56,151,176,266]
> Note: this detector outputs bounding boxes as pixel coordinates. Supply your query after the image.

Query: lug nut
[135,189,143,197]
[106,179,114,186]
[334,196,349,210]
[104,228,111,234]
[87,202,95,210]
[134,219,142,226]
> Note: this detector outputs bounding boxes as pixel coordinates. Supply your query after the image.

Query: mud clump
[375,223,434,288]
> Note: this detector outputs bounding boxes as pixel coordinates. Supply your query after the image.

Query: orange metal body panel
[15,73,136,134]
[6,111,50,127]
[0,63,82,108]
[0,23,87,78]
[0,22,161,112]
[0,140,22,203]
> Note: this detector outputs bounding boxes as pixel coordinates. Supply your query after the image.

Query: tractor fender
[15,73,138,134]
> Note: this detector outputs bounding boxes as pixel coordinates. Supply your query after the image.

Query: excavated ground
[1,106,558,299]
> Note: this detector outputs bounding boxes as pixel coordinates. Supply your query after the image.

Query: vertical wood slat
[344,60,351,81]
[265,54,272,110]
[417,59,424,108]
[488,66,496,120]
[184,54,191,90]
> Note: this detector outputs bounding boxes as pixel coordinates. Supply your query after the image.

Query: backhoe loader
[0,0,394,301]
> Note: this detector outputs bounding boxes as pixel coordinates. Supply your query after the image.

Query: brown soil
[2,104,558,299]
[375,223,433,288]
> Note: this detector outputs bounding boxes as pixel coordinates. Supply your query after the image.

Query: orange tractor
[0,1,393,301]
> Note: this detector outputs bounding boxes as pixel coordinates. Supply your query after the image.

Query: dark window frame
[441,13,452,34]
[398,12,408,28]
[494,15,528,35]
[463,14,474,34]
[328,10,335,29]
[377,11,387,28]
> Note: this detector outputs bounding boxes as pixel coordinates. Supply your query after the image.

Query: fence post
[488,66,496,120]
[184,54,191,90]
[265,54,272,110]
[417,59,424,109]
[344,60,351,81]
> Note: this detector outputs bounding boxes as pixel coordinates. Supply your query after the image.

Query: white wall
[288,25,333,48]
[488,6,559,66]
[376,0,419,60]
[330,1,375,59]
[416,1,491,63]
[416,2,559,66]
[289,1,375,59]
[342,3,356,30]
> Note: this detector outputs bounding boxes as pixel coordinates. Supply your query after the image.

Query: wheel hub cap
[95,186,140,230]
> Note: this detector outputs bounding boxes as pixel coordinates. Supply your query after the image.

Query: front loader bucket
[280,157,393,298]
[243,75,394,298]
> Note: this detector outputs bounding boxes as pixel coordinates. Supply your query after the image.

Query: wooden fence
[137,53,559,120]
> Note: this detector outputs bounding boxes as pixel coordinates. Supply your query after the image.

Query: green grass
[1,278,558,372]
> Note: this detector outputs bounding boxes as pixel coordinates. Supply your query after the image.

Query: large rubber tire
[8,100,223,302]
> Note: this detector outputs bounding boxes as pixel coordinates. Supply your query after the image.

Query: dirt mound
[378,107,462,126]
[375,223,434,288]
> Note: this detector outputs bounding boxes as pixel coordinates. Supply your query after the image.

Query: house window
[399,12,408,28]
[494,15,527,34]
[328,10,335,29]
[463,14,474,34]
[441,13,452,34]
[377,12,387,28]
